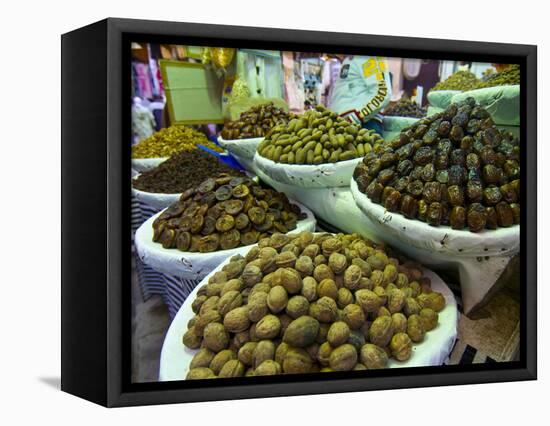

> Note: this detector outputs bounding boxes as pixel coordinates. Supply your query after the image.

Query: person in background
[131,96,156,144]
[328,55,392,135]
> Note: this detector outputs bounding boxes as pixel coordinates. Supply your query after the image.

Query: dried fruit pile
[431,66,520,93]
[152,175,306,252]
[354,98,520,232]
[182,232,446,379]
[221,103,294,140]
[257,105,384,165]
[431,71,482,92]
[478,64,520,88]
[133,149,243,194]
[132,125,223,158]
[383,97,427,118]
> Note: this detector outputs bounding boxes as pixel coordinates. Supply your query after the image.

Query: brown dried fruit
[360,343,388,369]
[407,314,425,343]
[419,308,439,331]
[390,332,413,361]
[355,289,383,313]
[283,348,312,374]
[342,304,365,330]
[309,297,339,323]
[186,367,216,380]
[255,315,281,339]
[369,316,393,347]
[391,312,408,334]
[329,343,357,372]
[267,285,288,313]
[286,295,310,319]
[210,349,236,374]
[327,321,351,347]
[223,306,250,333]
[253,340,276,368]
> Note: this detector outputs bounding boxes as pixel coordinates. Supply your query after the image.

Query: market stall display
[133,149,243,194]
[217,136,263,171]
[450,85,520,127]
[220,103,294,140]
[132,150,246,210]
[258,105,383,165]
[134,175,316,279]
[151,175,309,251]
[430,70,482,92]
[353,98,520,232]
[427,66,520,123]
[350,178,518,314]
[383,97,427,118]
[254,162,515,315]
[158,232,458,381]
[477,64,520,88]
[131,125,223,171]
[254,105,384,187]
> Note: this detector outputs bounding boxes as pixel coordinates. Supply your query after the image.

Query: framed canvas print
[61,18,536,407]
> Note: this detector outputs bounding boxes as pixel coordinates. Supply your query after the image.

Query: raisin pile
[354,97,520,232]
[133,149,243,194]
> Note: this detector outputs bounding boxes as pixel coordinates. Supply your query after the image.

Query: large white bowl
[131,157,168,173]
[254,152,362,188]
[131,172,259,211]
[218,136,264,161]
[131,186,182,211]
[159,257,458,381]
[135,200,317,280]
[350,179,519,257]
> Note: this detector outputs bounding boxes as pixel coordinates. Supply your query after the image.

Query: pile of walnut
[182,232,446,379]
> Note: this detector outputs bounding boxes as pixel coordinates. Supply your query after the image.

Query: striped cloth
[131,195,200,318]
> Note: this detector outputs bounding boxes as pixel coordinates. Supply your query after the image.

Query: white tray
[135,200,316,280]
[254,152,362,188]
[159,256,458,381]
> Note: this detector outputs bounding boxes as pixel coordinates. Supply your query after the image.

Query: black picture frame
[61,17,537,407]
